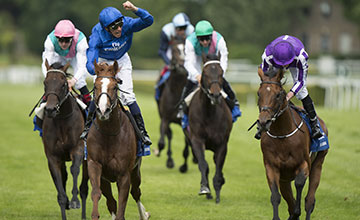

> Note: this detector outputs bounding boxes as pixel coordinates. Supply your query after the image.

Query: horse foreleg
[79,160,89,220]
[100,179,117,217]
[166,126,174,168]
[293,162,310,219]
[191,138,211,197]
[265,163,281,220]
[130,160,150,220]
[88,159,102,220]
[115,172,131,220]
[279,180,295,218]
[70,154,82,209]
[212,144,227,203]
[48,159,68,220]
[155,120,167,157]
[305,150,327,220]
[179,137,190,173]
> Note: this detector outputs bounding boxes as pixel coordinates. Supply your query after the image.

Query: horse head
[257,67,287,132]
[170,35,187,75]
[200,53,223,105]
[93,60,122,121]
[43,59,71,118]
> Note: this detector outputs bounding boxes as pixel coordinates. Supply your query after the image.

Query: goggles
[108,19,123,31]
[176,25,187,31]
[197,35,211,42]
[57,37,73,43]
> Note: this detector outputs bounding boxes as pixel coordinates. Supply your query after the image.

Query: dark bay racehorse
[257,68,328,220]
[186,54,233,203]
[42,60,88,220]
[87,61,149,220]
[155,35,193,172]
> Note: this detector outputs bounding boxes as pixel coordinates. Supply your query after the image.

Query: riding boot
[302,95,322,139]
[79,86,91,107]
[178,80,197,118]
[80,101,96,141]
[223,78,241,121]
[133,113,152,146]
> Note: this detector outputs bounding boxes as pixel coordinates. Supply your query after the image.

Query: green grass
[0,83,359,220]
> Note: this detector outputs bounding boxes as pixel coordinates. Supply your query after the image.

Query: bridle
[200,60,223,103]
[44,69,71,114]
[93,75,119,115]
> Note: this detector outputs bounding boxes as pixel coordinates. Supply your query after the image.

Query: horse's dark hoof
[70,200,81,209]
[199,186,211,195]
[206,194,213,200]
[179,164,188,173]
[192,157,198,164]
[166,158,174,169]
[215,197,220,203]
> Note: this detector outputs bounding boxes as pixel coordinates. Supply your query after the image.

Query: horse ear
[45,59,50,70]
[276,69,284,82]
[113,60,119,76]
[258,67,265,80]
[62,62,70,72]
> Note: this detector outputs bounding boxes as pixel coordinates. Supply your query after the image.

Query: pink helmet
[54,20,75,38]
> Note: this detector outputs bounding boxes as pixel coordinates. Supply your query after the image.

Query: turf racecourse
[0,83,359,220]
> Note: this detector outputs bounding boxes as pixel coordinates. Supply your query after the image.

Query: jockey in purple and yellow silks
[178,20,241,123]
[254,34,322,140]
[81,1,153,147]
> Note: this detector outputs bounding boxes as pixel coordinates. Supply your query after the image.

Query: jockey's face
[175,26,186,38]
[107,19,123,38]
[57,37,72,50]
[198,35,211,48]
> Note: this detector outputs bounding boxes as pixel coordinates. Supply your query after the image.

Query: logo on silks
[104,41,127,52]
[112,42,120,47]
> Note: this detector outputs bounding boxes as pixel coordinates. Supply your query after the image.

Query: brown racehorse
[257,67,328,220]
[42,60,88,220]
[155,35,193,172]
[185,54,233,203]
[86,61,149,220]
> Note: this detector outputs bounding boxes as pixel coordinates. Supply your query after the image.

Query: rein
[201,60,222,101]
[203,60,221,67]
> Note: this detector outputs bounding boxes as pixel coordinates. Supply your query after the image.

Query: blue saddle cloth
[297,111,330,152]
[155,70,170,101]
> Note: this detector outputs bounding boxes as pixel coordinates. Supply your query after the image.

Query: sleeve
[184,39,200,82]
[41,36,56,77]
[261,49,273,72]
[74,38,89,80]
[128,8,154,33]
[158,31,170,65]
[290,49,309,94]
[86,30,100,75]
[217,37,228,75]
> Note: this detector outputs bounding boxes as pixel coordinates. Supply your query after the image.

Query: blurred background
[1,0,360,110]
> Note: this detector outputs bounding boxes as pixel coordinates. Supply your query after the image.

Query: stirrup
[80,129,89,141]
[142,134,152,146]
[311,126,322,139]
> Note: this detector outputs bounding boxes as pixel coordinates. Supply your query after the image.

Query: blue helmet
[272,41,295,66]
[99,7,124,28]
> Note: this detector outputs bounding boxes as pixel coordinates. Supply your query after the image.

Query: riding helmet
[272,41,296,66]
[195,20,213,36]
[54,20,75,38]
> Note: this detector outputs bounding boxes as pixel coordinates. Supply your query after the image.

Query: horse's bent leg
[155,120,167,157]
[265,163,281,220]
[79,160,89,220]
[279,180,295,219]
[293,162,310,219]
[115,172,131,220]
[88,159,102,220]
[191,138,211,196]
[305,150,327,220]
[130,160,150,220]
[100,179,117,217]
[212,144,227,203]
[48,159,68,220]
[179,138,190,173]
[166,126,174,168]
[70,154,83,209]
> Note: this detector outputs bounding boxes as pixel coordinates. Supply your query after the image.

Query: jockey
[80,1,153,146]
[155,12,194,103]
[255,34,322,140]
[42,19,91,105]
[178,20,241,122]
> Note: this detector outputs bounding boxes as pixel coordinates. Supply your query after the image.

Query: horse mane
[206,53,219,61]
[263,68,279,79]
[50,62,65,70]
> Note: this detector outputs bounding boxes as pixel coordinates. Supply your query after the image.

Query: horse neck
[198,89,219,113]
[57,95,74,118]
[269,103,294,134]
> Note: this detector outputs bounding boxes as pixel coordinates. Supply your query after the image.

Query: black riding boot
[223,78,239,109]
[80,101,96,141]
[302,95,322,139]
[178,80,197,118]
[133,114,152,146]
[254,121,262,140]
[79,86,91,107]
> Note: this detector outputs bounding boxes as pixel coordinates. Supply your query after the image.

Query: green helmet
[195,20,213,36]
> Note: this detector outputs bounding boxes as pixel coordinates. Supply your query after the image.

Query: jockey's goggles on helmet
[57,37,73,43]
[197,35,211,42]
[176,25,187,31]
[108,19,123,31]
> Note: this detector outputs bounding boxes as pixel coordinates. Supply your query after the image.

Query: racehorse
[86,61,149,220]
[257,67,328,220]
[185,53,233,203]
[155,35,193,172]
[42,60,88,220]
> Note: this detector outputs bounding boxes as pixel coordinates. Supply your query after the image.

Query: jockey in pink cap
[54,20,76,38]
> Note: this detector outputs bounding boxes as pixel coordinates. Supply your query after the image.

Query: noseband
[259,81,288,122]
[201,60,223,102]
[44,69,70,113]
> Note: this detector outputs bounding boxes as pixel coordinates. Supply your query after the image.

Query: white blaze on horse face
[267,86,271,92]
[99,78,110,114]
[177,44,185,60]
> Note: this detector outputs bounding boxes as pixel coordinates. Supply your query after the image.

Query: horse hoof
[153,148,160,157]
[166,159,174,168]
[215,197,220,203]
[141,211,150,220]
[206,194,213,200]
[179,164,188,173]
[198,186,211,195]
[70,200,81,209]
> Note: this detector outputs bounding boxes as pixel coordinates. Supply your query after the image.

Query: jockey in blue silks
[254,34,322,140]
[80,1,153,148]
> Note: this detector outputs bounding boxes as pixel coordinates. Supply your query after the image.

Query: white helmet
[172,13,190,27]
